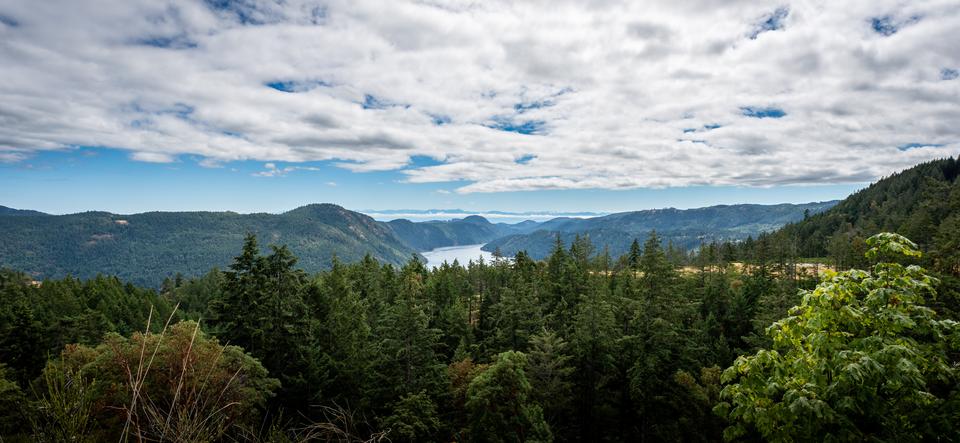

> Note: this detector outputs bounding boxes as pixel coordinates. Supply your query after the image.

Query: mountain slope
[0,205,47,216]
[387,215,533,251]
[770,156,960,263]
[0,204,419,287]
[483,201,838,259]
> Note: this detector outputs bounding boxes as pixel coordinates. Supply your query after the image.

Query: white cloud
[0,152,29,163]
[253,162,320,177]
[0,0,958,192]
[129,151,177,163]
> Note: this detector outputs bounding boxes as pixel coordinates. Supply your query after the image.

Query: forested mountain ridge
[763,156,960,269]
[2,200,844,286]
[483,201,838,259]
[0,205,46,217]
[387,215,535,251]
[0,203,420,287]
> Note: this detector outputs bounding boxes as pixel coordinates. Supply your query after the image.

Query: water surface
[421,244,494,269]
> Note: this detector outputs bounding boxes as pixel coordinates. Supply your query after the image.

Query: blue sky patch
[406,155,445,169]
[362,94,408,110]
[682,128,697,133]
[871,15,921,37]
[137,36,198,49]
[164,103,195,119]
[487,117,546,135]
[749,7,789,39]
[266,80,330,93]
[515,154,536,164]
[741,106,786,118]
[512,87,571,113]
[898,142,944,151]
[704,123,722,130]
[204,0,264,25]
[942,68,959,80]
[308,5,327,24]
[871,16,898,36]
[0,14,18,27]
[430,114,452,125]
[514,99,555,113]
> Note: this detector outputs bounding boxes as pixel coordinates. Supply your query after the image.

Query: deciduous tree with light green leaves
[716,233,960,441]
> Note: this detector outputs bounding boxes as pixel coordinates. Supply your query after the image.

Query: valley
[1,200,834,287]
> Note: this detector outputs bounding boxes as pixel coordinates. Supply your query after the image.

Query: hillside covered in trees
[762,156,960,269]
[0,204,419,287]
[482,201,837,259]
[1,201,837,287]
[386,215,533,251]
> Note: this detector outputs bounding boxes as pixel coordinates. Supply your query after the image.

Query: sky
[1,0,958,215]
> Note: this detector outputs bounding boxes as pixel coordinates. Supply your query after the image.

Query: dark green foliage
[3,228,957,441]
[371,266,446,406]
[207,234,319,409]
[163,268,224,320]
[466,351,553,443]
[0,364,27,438]
[0,268,172,385]
[0,205,47,216]
[0,204,420,287]
[527,329,575,435]
[484,201,838,259]
[314,258,376,407]
[380,391,441,442]
[770,156,960,267]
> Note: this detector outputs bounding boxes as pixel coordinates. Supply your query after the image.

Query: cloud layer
[1,0,958,192]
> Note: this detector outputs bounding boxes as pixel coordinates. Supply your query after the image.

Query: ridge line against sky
[2,200,841,224]
[1,0,958,212]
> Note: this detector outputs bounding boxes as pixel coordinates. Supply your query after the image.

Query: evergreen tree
[317,258,375,407]
[527,329,575,436]
[207,235,319,408]
[373,270,445,407]
[628,238,642,271]
[570,286,619,440]
[466,351,553,443]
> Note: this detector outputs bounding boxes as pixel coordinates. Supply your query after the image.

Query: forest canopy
[1,224,958,441]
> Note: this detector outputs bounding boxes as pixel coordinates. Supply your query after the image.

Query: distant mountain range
[363,209,603,223]
[0,204,416,287]
[0,200,838,286]
[481,201,839,259]
[386,216,519,251]
[5,157,954,285]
